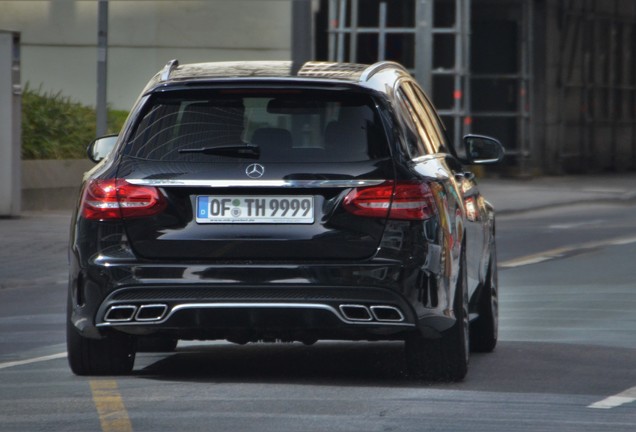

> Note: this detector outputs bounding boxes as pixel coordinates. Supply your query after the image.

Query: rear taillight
[80,179,166,220]
[343,181,436,220]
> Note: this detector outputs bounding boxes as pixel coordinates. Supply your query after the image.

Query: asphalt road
[1,202,635,431]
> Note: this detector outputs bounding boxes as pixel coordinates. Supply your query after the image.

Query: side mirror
[87,135,118,163]
[461,134,504,165]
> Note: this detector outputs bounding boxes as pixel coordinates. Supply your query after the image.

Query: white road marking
[548,220,603,230]
[0,352,67,370]
[500,235,636,269]
[499,247,569,268]
[588,386,636,409]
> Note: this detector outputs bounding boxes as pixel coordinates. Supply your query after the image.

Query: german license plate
[196,196,314,224]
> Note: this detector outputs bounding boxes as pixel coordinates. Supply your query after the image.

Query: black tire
[405,251,469,381]
[470,248,499,353]
[137,336,179,353]
[66,312,136,376]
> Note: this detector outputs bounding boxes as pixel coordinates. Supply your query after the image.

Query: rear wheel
[66,310,136,376]
[405,252,469,381]
[470,248,499,353]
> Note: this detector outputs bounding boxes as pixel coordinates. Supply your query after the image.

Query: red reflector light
[343,181,435,220]
[81,179,166,220]
[343,184,392,218]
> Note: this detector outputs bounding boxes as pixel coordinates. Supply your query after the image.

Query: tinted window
[125,89,389,162]
[399,83,441,155]
[406,82,448,153]
[395,89,428,158]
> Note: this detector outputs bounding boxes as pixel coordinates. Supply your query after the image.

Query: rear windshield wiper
[179,144,260,159]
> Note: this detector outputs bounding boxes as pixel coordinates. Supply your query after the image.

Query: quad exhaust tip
[104,305,137,322]
[370,305,405,322]
[104,304,168,323]
[339,304,373,321]
[339,304,405,323]
[135,304,168,321]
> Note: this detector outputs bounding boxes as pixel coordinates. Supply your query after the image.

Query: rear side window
[125,89,389,162]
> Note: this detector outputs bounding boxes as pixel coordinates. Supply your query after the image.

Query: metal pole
[350,0,359,62]
[96,0,108,137]
[453,0,462,149]
[292,0,314,73]
[519,0,529,175]
[328,0,336,60]
[608,0,618,170]
[463,0,472,137]
[527,0,535,176]
[378,2,387,61]
[590,0,598,169]
[632,12,636,169]
[415,0,433,94]
[337,0,347,62]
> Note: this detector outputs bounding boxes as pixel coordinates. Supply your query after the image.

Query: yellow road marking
[90,380,133,432]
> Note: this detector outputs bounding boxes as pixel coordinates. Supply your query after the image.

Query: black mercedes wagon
[67,60,504,380]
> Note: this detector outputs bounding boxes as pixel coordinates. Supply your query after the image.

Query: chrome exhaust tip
[104,305,137,322]
[339,304,372,321]
[370,305,405,322]
[135,304,168,322]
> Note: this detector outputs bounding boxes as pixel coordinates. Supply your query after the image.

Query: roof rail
[359,61,408,82]
[298,61,367,79]
[160,59,179,82]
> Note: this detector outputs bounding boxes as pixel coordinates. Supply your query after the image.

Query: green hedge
[21,84,128,159]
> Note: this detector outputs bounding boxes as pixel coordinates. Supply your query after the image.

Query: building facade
[1,0,634,174]
[317,0,636,174]
[0,0,292,110]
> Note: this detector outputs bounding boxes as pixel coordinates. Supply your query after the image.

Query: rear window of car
[124,88,390,162]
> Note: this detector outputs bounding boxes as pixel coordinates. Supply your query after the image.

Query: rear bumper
[94,284,416,340]
[69,256,455,341]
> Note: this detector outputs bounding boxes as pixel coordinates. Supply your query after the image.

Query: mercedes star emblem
[245,163,265,179]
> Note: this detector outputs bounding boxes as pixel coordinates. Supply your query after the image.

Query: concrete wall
[21,159,94,211]
[0,0,292,110]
